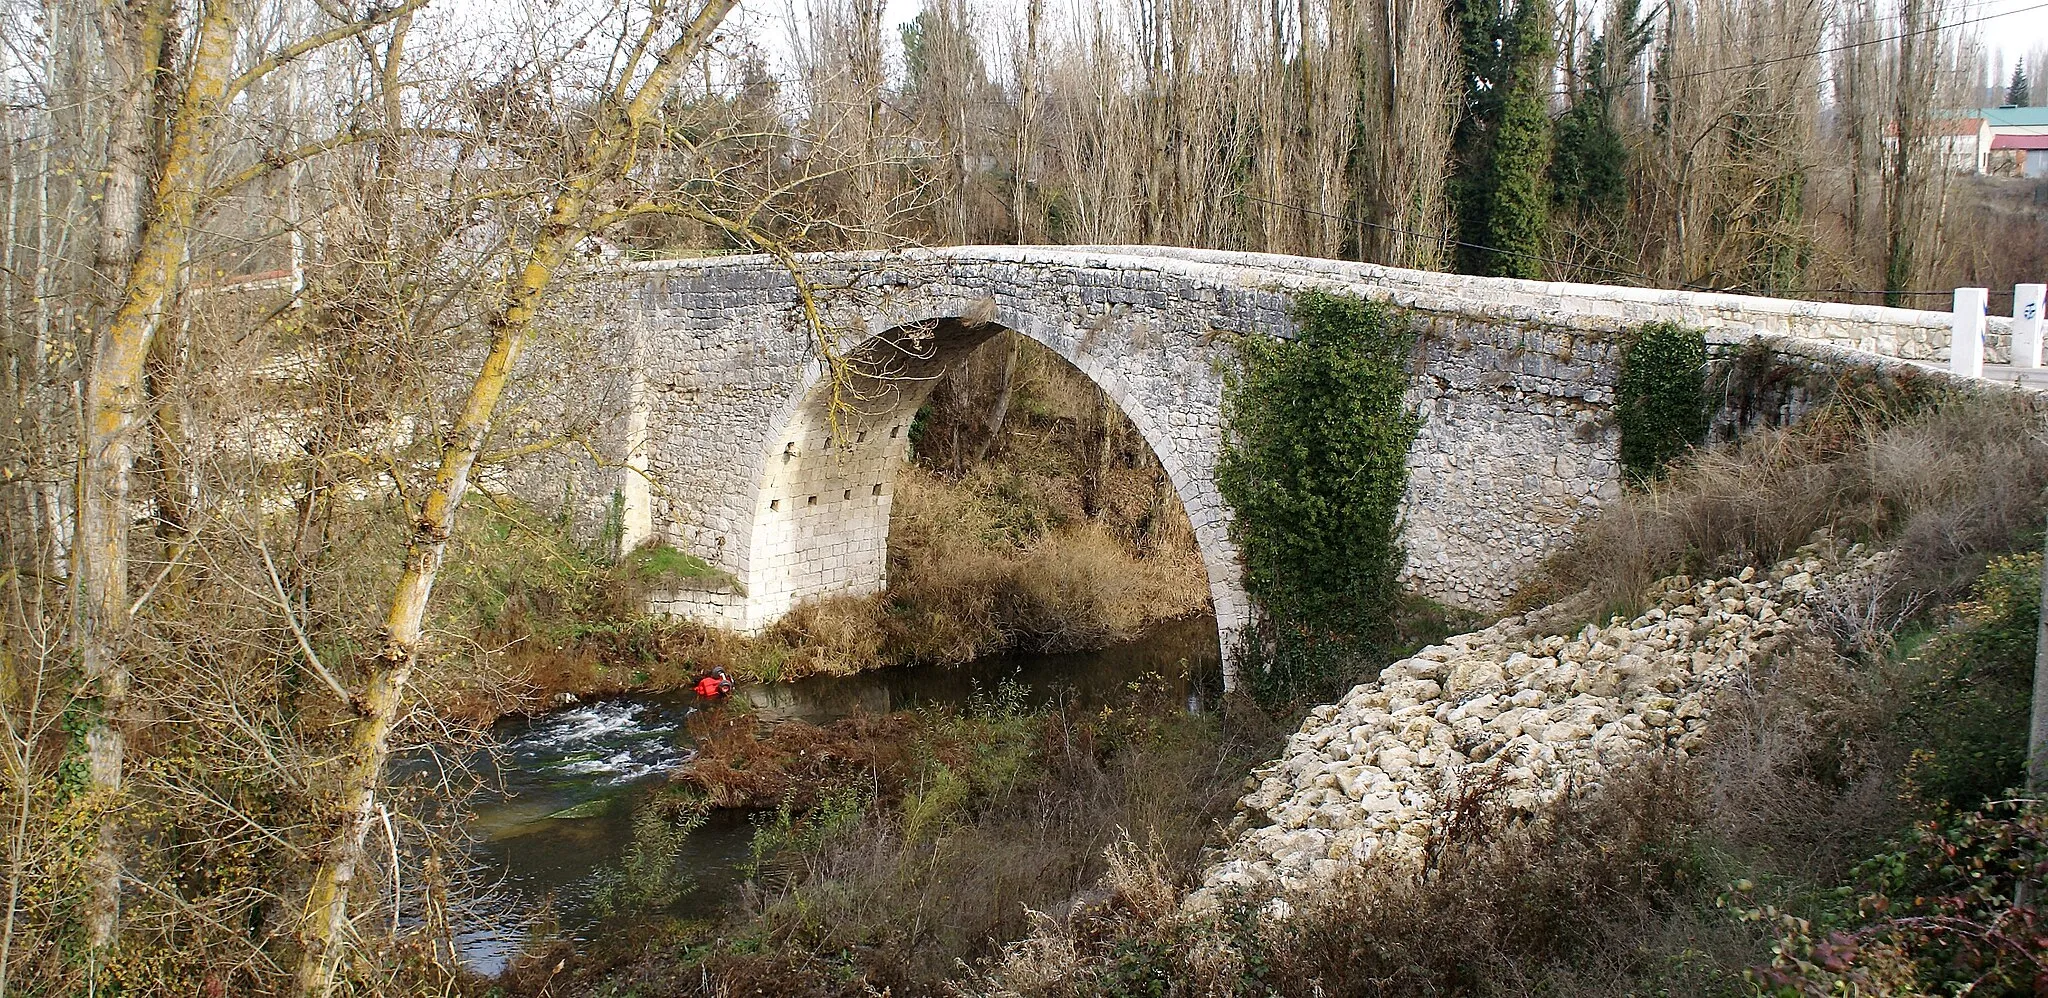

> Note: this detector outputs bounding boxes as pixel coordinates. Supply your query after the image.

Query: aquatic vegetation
[589,791,712,918]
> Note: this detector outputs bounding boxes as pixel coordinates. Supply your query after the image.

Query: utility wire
[1243,193,2006,305]
[1569,0,2048,95]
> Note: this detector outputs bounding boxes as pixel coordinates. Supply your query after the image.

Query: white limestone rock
[1189,549,1880,907]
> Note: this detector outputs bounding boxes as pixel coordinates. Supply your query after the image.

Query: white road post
[2014,283,2046,369]
[1951,287,1987,378]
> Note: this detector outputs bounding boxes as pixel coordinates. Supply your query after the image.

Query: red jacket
[694,675,731,698]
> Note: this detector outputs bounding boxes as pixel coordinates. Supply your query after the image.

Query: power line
[1243,193,2005,305]
[1581,0,2048,94]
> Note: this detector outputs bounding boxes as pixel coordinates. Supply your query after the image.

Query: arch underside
[743,319,1003,626]
[716,317,1234,652]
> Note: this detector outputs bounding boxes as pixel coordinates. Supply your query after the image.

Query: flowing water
[432,616,1223,975]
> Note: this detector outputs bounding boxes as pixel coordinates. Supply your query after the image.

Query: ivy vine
[1216,291,1421,705]
[1616,321,1710,483]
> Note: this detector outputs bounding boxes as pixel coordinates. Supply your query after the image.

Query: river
[429,615,1223,975]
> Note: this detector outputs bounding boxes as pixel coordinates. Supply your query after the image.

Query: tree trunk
[972,335,1020,464]
[1080,390,1112,520]
[292,6,738,991]
[75,0,235,952]
[142,306,192,587]
[294,188,578,998]
[92,0,166,288]
[1012,0,1042,243]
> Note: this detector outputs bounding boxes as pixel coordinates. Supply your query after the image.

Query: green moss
[622,542,734,590]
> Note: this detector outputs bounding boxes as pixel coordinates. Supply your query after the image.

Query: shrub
[622,677,1271,997]
[745,783,872,882]
[1616,320,1710,482]
[1749,799,2048,996]
[1526,391,2048,615]
[1215,291,1420,706]
[983,759,1723,998]
[1897,552,2042,811]
[589,791,711,917]
[1216,290,1418,636]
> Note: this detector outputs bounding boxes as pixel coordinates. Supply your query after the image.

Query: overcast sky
[1981,0,2048,42]
[734,0,2048,89]
[1977,0,2048,73]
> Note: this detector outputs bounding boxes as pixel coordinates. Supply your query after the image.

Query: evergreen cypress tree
[2009,60,2031,108]
[1448,0,1507,276]
[1485,31,1552,277]
[1447,0,1554,279]
[1551,66,1628,217]
[1551,0,1652,220]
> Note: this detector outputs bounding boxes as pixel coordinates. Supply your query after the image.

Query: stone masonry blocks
[546,246,1982,689]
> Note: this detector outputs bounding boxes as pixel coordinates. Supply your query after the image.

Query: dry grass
[879,467,1210,660]
[972,629,1907,998]
[1694,628,1907,883]
[654,465,1211,684]
[691,335,1215,682]
[977,756,1730,998]
[1522,391,2048,617]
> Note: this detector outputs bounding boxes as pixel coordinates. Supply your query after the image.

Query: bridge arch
[724,297,1251,670]
[589,246,1955,690]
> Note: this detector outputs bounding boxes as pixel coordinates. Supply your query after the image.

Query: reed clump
[539,675,1280,997]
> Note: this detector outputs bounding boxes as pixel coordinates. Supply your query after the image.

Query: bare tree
[292,3,744,991]
[1012,0,1045,243]
[72,0,427,957]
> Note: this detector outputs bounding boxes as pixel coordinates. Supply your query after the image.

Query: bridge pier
[736,321,1000,628]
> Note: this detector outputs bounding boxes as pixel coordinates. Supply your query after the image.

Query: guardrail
[1954,282,2046,376]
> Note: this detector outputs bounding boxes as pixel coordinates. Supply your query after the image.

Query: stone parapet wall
[1060,244,2009,364]
[1194,544,1875,902]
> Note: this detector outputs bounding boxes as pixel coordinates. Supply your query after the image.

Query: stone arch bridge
[540,246,1998,684]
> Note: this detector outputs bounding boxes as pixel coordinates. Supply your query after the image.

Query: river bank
[442,338,1216,723]
[435,617,1230,978]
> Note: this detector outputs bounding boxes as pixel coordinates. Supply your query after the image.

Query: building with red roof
[1989,132,2048,177]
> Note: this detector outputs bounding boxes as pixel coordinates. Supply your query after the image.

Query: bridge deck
[1974,364,2048,389]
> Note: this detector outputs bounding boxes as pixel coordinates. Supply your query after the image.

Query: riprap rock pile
[1196,547,1869,902]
